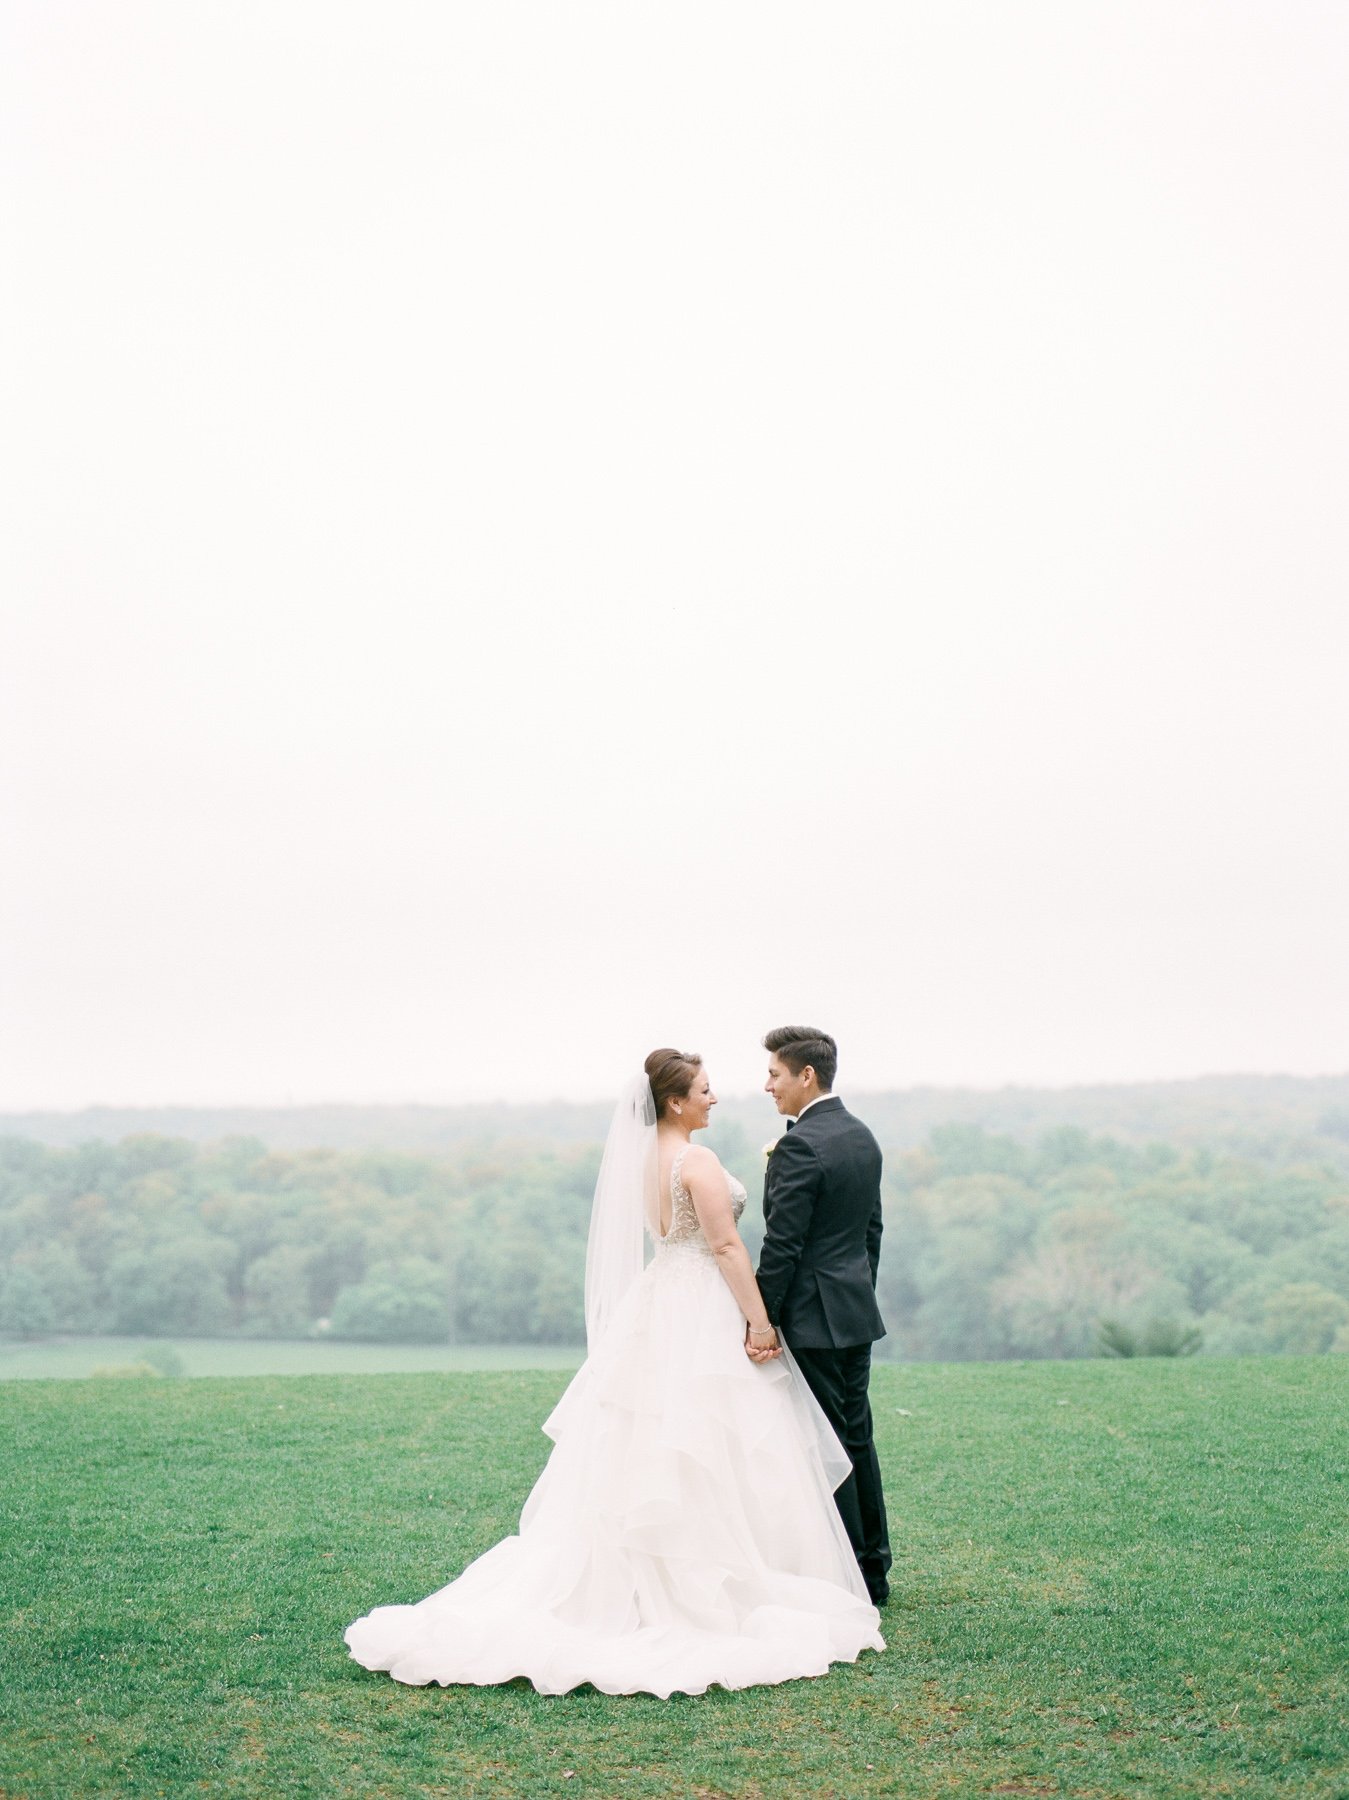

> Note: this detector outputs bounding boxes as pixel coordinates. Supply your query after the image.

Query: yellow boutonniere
[762,1141,778,1159]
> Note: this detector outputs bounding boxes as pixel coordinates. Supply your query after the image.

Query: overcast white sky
[2,2,1346,1109]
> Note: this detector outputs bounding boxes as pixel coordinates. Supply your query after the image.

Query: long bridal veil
[582,1071,658,1350]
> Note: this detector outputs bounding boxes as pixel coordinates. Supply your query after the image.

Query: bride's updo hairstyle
[644,1048,703,1119]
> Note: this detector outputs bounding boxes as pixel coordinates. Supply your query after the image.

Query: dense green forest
[3,1076,1349,1360]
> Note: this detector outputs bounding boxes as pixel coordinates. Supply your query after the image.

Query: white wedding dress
[343,1149,884,1696]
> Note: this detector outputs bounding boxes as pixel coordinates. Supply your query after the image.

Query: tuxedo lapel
[765,1121,794,1200]
[763,1126,788,1217]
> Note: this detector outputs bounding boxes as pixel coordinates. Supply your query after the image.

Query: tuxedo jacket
[756,1095,886,1350]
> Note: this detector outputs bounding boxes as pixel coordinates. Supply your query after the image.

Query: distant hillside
[3,1072,1349,1154]
[0,1100,613,1153]
[853,1072,1349,1156]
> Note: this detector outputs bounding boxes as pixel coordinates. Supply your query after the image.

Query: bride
[343,1047,885,1696]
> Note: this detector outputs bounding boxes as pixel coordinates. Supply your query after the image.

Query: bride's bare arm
[682,1146,781,1360]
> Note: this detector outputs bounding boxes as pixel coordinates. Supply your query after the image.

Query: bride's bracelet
[748,1324,776,1339]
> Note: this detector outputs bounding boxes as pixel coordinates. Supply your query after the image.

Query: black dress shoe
[867,1582,890,1607]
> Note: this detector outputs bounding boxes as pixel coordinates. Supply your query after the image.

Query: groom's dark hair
[763,1026,837,1092]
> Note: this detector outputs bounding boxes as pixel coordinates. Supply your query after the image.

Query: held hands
[745,1321,782,1363]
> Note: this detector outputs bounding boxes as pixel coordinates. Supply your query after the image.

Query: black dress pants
[790,1342,892,1599]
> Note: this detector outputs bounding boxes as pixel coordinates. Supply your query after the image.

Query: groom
[754,1026,892,1606]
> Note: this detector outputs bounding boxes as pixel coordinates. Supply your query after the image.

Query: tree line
[5,1070,1349,1155]
[2,1100,1348,1359]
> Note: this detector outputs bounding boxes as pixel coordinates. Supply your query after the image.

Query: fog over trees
[3,1075,1349,1361]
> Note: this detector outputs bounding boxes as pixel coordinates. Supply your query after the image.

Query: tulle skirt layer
[343,1246,885,1696]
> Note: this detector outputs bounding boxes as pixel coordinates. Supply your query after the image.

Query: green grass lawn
[2,1358,1346,1800]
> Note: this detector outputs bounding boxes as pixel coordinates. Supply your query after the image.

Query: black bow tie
[785,1118,796,1130]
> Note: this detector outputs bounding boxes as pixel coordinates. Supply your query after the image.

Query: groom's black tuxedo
[757,1094,891,1603]
[758,1095,886,1348]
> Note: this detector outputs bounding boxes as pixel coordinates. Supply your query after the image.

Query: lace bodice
[658,1147,746,1251]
